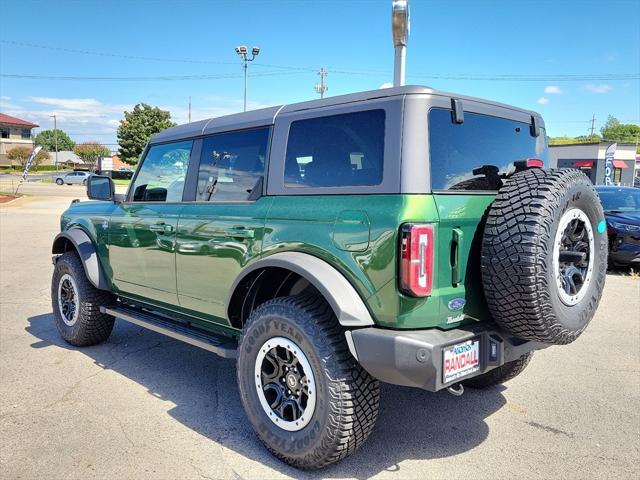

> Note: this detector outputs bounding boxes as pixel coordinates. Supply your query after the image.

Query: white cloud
[537,97,550,105]
[544,86,562,94]
[0,95,11,101]
[583,84,612,94]
[379,82,393,89]
[27,97,106,110]
[1,95,274,146]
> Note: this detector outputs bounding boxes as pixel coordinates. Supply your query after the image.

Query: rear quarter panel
[263,194,444,329]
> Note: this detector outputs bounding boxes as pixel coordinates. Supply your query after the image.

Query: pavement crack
[526,420,574,438]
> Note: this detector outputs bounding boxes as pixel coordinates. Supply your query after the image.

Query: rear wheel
[51,251,115,346]
[464,352,533,389]
[237,294,379,470]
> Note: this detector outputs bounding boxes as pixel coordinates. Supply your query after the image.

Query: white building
[549,142,637,186]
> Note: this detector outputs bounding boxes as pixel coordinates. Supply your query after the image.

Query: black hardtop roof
[150,85,540,144]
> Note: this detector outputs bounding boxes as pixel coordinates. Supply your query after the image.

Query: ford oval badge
[448,298,466,311]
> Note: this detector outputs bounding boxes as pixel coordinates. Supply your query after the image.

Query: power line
[2,39,638,82]
[2,71,637,82]
[0,71,305,81]
[0,40,239,66]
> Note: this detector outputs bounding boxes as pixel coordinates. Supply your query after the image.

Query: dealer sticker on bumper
[443,339,480,383]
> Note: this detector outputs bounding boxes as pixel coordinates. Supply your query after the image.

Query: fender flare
[227,252,374,327]
[52,229,110,291]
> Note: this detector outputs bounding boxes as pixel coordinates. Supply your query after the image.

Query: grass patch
[113,179,131,186]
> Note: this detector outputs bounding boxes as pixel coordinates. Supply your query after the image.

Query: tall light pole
[235,45,260,112]
[392,0,410,87]
[49,114,58,170]
[314,68,328,98]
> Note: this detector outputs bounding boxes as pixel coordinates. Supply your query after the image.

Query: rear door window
[429,108,549,191]
[196,127,270,202]
[284,110,385,188]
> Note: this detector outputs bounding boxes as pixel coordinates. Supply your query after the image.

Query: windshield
[597,189,640,212]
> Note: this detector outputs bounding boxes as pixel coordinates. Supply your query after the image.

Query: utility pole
[235,46,260,112]
[188,96,192,123]
[49,114,58,171]
[589,113,596,139]
[314,68,328,98]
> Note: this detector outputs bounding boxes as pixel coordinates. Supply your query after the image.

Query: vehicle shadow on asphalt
[27,313,507,479]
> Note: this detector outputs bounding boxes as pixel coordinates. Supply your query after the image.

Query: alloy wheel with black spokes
[237,294,380,470]
[57,273,79,326]
[51,251,115,346]
[554,208,595,306]
[255,336,316,431]
[481,168,607,345]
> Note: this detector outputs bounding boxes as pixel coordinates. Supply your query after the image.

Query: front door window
[130,141,193,202]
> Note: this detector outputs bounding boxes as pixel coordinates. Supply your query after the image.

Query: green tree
[117,103,176,164]
[34,129,75,151]
[7,146,50,168]
[73,142,110,169]
[600,115,640,150]
[548,135,601,145]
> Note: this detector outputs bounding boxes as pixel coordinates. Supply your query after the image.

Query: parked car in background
[596,185,640,268]
[54,171,91,186]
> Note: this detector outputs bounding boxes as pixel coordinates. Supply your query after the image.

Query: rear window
[429,108,548,191]
[284,110,385,188]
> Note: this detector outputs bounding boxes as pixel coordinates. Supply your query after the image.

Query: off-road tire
[55,178,63,185]
[464,352,534,389]
[482,168,607,345]
[237,294,380,470]
[51,251,115,346]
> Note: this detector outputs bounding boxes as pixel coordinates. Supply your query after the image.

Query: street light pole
[49,114,58,171]
[235,46,260,112]
[391,0,410,87]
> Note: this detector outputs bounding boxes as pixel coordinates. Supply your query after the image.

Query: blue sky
[1,0,638,148]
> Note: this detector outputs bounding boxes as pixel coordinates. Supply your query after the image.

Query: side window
[284,110,385,188]
[131,140,192,202]
[429,108,549,191]
[196,127,269,202]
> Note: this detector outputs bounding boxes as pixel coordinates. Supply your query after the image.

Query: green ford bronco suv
[51,86,606,469]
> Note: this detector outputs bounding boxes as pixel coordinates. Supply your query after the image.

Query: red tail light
[525,158,544,168]
[399,224,434,297]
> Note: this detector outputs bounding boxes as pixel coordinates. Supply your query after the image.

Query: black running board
[101,305,237,359]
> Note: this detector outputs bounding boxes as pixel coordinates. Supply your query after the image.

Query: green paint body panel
[59,191,495,333]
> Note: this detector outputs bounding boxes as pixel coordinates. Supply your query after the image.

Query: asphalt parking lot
[1,195,639,480]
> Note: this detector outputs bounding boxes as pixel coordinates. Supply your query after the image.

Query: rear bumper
[609,243,640,266]
[347,324,548,392]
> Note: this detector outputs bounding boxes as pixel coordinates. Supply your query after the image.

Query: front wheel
[51,251,115,346]
[237,295,380,470]
[55,178,63,185]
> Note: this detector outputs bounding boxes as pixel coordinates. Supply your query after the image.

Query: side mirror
[87,174,115,201]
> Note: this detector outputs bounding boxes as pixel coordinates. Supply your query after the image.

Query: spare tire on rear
[481,168,607,345]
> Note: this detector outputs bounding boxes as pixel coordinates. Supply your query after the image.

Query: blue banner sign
[603,143,617,185]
